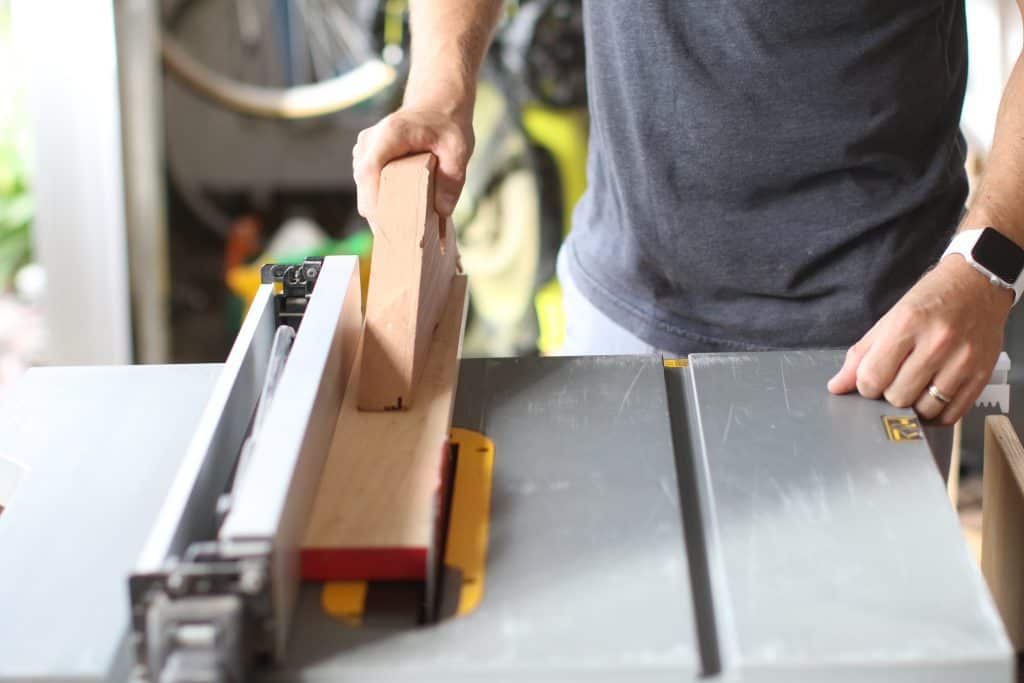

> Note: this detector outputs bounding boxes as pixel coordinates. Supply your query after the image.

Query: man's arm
[828,3,1024,424]
[353,0,503,225]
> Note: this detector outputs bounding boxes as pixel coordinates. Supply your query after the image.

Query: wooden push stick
[302,274,469,581]
[981,415,1024,651]
[359,152,459,411]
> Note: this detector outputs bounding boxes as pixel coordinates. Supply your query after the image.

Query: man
[352,2,1024,426]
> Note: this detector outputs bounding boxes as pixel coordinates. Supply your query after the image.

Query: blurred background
[0,0,1017,389]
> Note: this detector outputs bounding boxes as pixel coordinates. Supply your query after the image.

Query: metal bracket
[260,257,324,330]
[130,541,274,683]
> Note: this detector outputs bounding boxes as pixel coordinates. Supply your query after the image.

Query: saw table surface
[0,364,222,682]
[270,352,1011,682]
[681,352,1010,681]
[275,355,700,681]
[0,352,1013,682]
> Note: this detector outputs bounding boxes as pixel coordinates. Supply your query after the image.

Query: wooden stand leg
[948,419,962,507]
[982,415,1024,651]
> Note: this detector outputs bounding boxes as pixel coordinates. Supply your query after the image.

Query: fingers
[353,111,474,224]
[827,316,914,399]
[928,343,993,425]
[432,129,473,217]
[936,370,989,425]
[354,117,420,224]
[912,351,971,421]
[854,329,914,399]
[827,339,869,394]
[881,324,955,408]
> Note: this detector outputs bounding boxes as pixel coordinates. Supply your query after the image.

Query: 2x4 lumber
[358,152,459,411]
[981,415,1024,651]
[302,274,469,581]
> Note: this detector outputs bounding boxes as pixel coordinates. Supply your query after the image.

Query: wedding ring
[928,384,952,404]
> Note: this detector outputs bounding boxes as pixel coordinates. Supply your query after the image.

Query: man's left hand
[827,256,1012,424]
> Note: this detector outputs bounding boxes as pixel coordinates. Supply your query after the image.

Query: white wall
[964,0,1023,151]
[11,0,132,365]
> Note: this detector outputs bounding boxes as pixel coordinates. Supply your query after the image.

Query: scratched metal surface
[0,364,222,683]
[270,355,701,682]
[687,350,1013,682]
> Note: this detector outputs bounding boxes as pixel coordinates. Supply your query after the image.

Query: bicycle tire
[161,32,396,119]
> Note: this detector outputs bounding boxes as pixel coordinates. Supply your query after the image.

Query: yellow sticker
[663,357,689,368]
[882,415,922,441]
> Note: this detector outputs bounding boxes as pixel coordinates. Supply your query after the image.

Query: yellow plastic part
[319,427,495,623]
[535,278,565,355]
[382,0,407,46]
[663,358,689,368]
[446,427,495,616]
[521,105,588,352]
[225,264,265,306]
[520,105,588,237]
[321,580,368,627]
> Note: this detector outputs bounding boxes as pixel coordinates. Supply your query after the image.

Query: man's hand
[351,0,501,227]
[353,105,474,227]
[827,256,1012,424]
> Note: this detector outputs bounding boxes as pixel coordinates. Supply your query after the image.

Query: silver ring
[928,384,952,404]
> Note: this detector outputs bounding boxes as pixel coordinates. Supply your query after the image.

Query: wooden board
[302,274,469,581]
[359,152,459,411]
[981,415,1024,651]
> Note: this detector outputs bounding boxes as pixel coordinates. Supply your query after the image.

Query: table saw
[0,254,1014,682]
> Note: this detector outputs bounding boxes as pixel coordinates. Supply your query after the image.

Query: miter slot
[663,364,737,678]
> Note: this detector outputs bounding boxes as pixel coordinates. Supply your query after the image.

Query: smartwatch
[941,227,1024,305]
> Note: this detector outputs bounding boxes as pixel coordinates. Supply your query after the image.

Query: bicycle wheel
[161,0,397,119]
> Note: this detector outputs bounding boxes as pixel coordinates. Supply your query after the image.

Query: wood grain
[982,415,1024,651]
[302,274,469,581]
[359,152,459,411]
[949,419,962,507]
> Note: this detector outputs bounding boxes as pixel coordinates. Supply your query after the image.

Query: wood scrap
[358,152,459,411]
[302,274,469,581]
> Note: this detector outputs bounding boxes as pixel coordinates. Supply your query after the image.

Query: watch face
[971,228,1024,284]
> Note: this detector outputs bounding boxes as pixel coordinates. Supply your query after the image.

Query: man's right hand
[352,105,474,228]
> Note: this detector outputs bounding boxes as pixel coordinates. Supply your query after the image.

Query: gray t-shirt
[565,1,968,354]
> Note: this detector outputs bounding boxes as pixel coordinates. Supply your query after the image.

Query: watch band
[942,228,1024,305]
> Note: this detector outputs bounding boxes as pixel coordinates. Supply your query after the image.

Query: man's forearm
[963,50,1024,244]
[402,0,504,114]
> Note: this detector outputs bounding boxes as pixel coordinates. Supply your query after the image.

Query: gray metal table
[0,352,1012,682]
[272,352,1012,682]
[0,364,221,682]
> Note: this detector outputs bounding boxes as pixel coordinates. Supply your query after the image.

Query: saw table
[0,255,1014,682]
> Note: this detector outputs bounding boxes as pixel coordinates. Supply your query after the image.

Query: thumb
[828,340,869,394]
[433,174,464,218]
[432,136,471,218]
